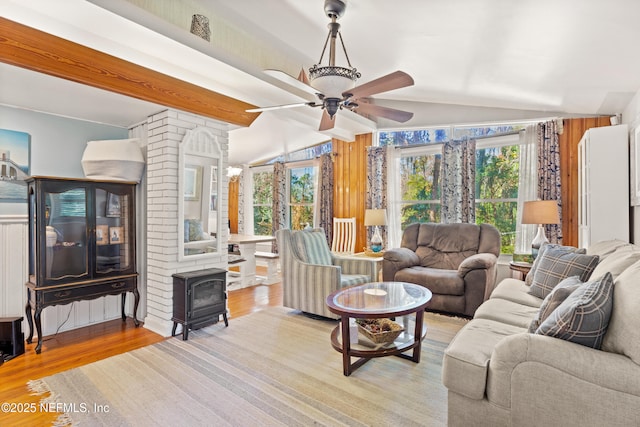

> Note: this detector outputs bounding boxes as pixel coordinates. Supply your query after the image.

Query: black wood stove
[171,268,228,340]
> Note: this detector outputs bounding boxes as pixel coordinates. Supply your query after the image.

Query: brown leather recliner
[382,223,501,317]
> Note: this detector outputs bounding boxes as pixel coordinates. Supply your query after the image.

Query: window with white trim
[251,166,274,235]
[287,162,317,230]
[474,133,523,254]
[397,144,443,228]
[383,125,526,254]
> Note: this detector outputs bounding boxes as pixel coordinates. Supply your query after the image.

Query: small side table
[509,261,533,280]
[341,252,384,280]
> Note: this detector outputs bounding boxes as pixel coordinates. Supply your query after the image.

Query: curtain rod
[249,153,336,169]
[471,129,524,140]
[393,129,524,150]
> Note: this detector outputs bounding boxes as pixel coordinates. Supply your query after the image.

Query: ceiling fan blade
[297,67,310,85]
[319,109,335,131]
[246,102,312,113]
[353,102,414,123]
[264,69,317,96]
[343,71,414,99]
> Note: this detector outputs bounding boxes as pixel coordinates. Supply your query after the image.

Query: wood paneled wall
[559,117,612,247]
[229,180,239,234]
[332,133,373,252]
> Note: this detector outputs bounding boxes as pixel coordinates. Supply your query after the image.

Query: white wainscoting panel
[0,215,124,339]
[0,216,28,322]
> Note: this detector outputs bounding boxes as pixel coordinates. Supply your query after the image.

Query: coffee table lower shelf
[329,320,427,376]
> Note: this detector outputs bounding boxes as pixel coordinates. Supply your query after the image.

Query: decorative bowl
[364,248,385,257]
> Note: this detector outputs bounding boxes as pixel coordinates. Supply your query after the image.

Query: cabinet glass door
[95,187,132,274]
[44,185,89,281]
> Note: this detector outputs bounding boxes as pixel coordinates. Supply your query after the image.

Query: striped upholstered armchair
[276,228,378,319]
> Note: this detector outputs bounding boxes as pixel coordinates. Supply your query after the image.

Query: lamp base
[531,224,549,259]
[370,226,383,253]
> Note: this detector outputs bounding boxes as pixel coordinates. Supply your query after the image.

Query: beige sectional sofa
[442,240,640,426]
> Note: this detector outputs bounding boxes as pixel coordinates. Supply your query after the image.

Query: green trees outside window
[399,152,442,228]
[253,170,273,235]
[475,145,520,254]
[386,125,523,254]
[289,166,316,230]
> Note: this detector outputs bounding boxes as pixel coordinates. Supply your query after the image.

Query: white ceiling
[3,0,640,165]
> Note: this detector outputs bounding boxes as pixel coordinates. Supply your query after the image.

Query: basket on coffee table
[356,318,404,344]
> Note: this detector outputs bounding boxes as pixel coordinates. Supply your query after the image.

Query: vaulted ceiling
[2,0,640,165]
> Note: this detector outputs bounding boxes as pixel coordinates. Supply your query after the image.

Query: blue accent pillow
[536,272,614,349]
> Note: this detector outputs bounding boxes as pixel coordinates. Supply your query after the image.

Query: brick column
[143,109,229,336]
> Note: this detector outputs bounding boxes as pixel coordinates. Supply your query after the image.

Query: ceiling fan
[247,0,415,131]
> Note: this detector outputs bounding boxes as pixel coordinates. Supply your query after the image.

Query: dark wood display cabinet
[25,176,140,353]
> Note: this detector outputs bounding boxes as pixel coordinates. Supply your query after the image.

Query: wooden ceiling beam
[0,17,260,127]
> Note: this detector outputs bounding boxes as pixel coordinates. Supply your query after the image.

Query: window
[379,127,450,146]
[384,124,527,254]
[288,164,317,230]
[252,169,273,235]
[475,143,520,254]
[398,146,442,228]
[247,141,328,232]
[247,142,329,235]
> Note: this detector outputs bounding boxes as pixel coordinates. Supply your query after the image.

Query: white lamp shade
[364,209,388,226]
[521,200,560,225]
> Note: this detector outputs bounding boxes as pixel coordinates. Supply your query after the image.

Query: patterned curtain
[441,138,476,223]
[366,146,388,246]
[237,169,245,234]
[537,120,563,243]
[318,153,334,244]
[271,161,287,252]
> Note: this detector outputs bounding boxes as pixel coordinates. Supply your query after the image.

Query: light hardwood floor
[0,269,282,426]
[0,271,463,426]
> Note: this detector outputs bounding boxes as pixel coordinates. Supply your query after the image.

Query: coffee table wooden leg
[412,309,424,362]
[341,315,352,376]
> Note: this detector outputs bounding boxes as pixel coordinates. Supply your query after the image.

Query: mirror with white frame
[178,127,222,260]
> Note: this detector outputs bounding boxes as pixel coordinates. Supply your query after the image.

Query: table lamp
[521,200,560,258]
[364,209,388,253]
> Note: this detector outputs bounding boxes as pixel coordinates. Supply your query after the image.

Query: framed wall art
[96,225,109,245]
[109,226,123,244]
[0,128,30,203]
[184,165,202,201]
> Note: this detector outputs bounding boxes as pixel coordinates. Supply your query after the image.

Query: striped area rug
[29,307,466,426]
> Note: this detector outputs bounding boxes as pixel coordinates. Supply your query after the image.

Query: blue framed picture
[0,129,30,203]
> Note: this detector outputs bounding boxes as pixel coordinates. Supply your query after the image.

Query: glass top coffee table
[326,282,433,376]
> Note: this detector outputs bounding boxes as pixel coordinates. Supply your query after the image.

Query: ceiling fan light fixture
[249,0,414,131]
[308,65,359,98]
